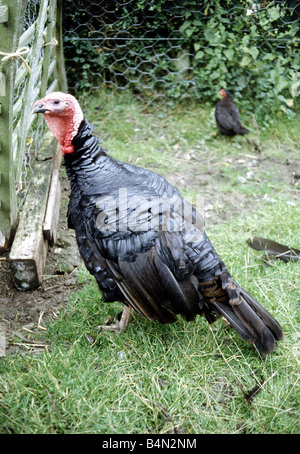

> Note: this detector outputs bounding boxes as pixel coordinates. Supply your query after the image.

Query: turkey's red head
[219,88,228,98]
[33,92,83,155]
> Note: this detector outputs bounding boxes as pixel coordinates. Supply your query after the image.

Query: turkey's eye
[53,100,60,105]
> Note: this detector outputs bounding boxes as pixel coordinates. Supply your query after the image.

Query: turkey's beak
[32,103,49,114]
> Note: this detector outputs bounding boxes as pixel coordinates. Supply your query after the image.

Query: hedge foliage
[62,0,300,120]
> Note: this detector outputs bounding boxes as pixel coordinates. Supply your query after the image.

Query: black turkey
[33,92,282,356]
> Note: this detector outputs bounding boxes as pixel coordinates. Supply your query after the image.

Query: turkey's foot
[97,305,131,334]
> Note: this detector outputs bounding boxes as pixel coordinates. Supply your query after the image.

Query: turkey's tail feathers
[199,272,283,356]
[212,287,283,355]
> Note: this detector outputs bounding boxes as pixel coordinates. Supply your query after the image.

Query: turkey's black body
[64,119,282,355]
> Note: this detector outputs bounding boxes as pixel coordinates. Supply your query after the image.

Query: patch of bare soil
[0,172,83,354]
[0,148,299,353]
[167,146,300,225]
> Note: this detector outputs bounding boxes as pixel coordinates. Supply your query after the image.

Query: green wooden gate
[0,0,67,249]
[0,0,67,289]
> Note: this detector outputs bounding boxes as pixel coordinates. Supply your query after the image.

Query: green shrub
[62,0,299,121]
[179,0,299,119]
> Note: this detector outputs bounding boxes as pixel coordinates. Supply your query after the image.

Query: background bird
[33,92,282,356]
[247,236,300,263]
[215,88,250,136]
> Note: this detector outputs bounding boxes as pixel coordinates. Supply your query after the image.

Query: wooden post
[0,0,26,248]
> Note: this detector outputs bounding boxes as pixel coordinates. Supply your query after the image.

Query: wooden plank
[15,0,49,180]
[0,72,5,96]
[14,85,40,184]
[43,168,60,245]
[12,130,18,161]
[18,21,36,47]
[15,62,28,87]
[43,141,61,245]
[46,77,58,94]
[9,132,57,290]
[55,0,68,92]
[9,159,52,290]
[47,59,56,79]
[0,0,27,247]
[13,92,24,115]
[39,0,56,97]
[0,5,9,24]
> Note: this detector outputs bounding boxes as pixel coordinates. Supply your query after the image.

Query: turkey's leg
[97,305,132,334]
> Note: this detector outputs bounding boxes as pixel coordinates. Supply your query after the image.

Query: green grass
[0,91,299,434]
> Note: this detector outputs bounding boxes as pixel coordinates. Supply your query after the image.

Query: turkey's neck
[63,118,108,186]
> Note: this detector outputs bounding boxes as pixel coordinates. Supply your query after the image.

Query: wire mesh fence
[62,0,197,101]
[62,0,300,113]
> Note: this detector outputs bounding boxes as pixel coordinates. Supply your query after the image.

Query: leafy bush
[62,0,299,120]
[178,0,300,119]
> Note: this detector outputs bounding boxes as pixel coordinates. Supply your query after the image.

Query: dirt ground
[0,174,83,353]
[0,150,299,353]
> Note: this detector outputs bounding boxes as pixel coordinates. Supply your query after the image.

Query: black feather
[247,236,300,263]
